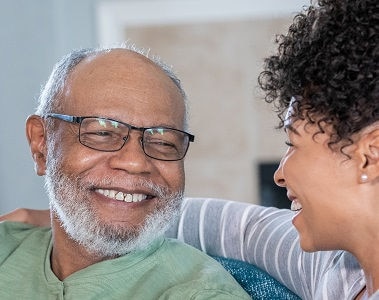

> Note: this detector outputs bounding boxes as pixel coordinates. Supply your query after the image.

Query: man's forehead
[64,50,174,97]
[75,49,155,74]
[59,50,185,126]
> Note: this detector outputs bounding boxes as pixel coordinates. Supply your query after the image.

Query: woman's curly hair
[258,0,378,148]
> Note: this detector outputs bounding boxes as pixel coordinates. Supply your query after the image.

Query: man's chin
[55,204,178,257]
[46,171,183,256]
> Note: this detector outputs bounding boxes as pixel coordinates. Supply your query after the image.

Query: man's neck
[50,216,112,280]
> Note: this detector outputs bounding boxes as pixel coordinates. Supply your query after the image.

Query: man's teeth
[96,189,147,203]
[291,200,302,211]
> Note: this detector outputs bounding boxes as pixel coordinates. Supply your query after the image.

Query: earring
[360,173,368,183]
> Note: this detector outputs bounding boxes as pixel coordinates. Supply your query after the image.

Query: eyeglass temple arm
[46,113,82,124]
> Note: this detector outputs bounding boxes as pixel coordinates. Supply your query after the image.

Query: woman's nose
[273,159,286,187]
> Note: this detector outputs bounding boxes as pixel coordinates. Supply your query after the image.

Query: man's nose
[108,133,152,174]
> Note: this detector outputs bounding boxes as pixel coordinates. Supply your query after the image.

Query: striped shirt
[166,197,378,300]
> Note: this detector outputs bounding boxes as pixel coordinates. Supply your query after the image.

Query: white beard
[44,155,183,257]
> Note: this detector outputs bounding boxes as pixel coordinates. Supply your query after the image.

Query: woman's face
[274,113,363,252]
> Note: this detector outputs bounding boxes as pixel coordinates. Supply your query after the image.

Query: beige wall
[125,18,290,204]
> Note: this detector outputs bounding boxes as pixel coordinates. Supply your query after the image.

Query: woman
[258,0,379,298]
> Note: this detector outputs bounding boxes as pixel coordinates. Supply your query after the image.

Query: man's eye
[82,131,116,139]
[148,140,176,148]
[93,131,112,136]
[145,139,180,155]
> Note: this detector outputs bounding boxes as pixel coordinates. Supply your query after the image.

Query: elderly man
[0,46,250,299]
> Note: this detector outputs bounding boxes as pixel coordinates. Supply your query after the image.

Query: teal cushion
[212,256,301,300]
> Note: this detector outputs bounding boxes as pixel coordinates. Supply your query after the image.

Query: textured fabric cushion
[212,256,301,300]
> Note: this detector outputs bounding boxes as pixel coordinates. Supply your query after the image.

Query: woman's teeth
[291,200,302,211]
[96,189,147,203]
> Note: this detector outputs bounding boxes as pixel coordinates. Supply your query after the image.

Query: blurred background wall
[0,0,307,213]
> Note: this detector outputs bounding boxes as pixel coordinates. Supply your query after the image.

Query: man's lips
[95,189,153,203]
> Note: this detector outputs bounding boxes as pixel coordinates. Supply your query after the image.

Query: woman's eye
[285,141,294,147]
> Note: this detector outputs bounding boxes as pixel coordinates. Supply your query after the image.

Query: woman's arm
[0,208,50,227]
[1,198,363,299]
[168,197,363,299]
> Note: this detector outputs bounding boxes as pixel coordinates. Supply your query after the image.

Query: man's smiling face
[41,49,187,256]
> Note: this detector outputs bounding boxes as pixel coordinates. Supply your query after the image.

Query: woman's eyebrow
[284,123,300,135]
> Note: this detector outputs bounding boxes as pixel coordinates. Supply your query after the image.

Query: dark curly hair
[258,0,379,148]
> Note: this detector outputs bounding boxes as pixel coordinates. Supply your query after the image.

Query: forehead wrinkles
[59,52,185,123]
[70,51,177,92]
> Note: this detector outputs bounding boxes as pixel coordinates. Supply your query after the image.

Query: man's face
[43,50,187,256]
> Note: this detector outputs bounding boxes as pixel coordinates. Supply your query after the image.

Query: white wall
[94,0,307,204]
[0,0,96,212]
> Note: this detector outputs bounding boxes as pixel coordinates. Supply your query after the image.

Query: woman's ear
[355,125,379,183]
[26,115,47,176]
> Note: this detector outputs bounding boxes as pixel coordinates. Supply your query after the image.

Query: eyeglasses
[45,113,195,161]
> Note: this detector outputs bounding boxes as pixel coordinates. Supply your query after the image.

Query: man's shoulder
[160,237,213,260]
[0,221,51,252]
[0,221,48,236]
[158,238,231,275]
[155,238,251,299]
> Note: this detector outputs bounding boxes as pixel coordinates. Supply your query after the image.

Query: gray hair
[35,44,189,129]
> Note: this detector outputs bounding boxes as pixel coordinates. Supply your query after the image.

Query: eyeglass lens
[79,117,190,161]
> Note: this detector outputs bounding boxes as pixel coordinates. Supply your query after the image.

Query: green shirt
[0,221,250,299]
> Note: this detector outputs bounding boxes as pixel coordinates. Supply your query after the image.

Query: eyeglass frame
[44,113,195,161]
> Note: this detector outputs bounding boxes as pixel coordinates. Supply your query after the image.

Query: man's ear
[355,126,379,183]
[26,115,47,176]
